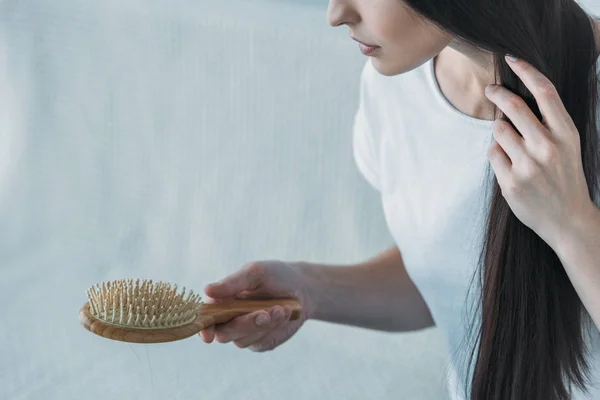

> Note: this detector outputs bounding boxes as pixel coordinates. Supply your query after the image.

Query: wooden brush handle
[199,298,302,325]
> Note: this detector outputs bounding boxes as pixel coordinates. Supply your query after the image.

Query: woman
[200,0,600,399]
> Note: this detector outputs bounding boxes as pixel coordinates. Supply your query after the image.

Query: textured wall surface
[0,1,450,399]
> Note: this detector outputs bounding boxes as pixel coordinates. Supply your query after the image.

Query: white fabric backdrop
[0,1,450,399]
[3,1,599,399]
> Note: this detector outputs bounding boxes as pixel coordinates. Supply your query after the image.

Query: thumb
[205,263,265,299]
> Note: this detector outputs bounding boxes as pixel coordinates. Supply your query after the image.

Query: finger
[202,296,218,304]
[199,326,215,343]
[485,84,548,145]
[205,263,266,299]
[249,323,299,353]
[213,310,272,343]
[234,330,270,349]
[491,119,526,164]
[504,55,576,135]
[488,139,512,184]
[234,306,291,349]
[213,307,283,343]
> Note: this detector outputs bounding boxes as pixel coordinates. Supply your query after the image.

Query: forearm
[297,246,434,332]
[553,204,600,331]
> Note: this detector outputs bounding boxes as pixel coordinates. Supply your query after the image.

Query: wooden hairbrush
[78,279,302,344]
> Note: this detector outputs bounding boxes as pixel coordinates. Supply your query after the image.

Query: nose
[327,0,360,27]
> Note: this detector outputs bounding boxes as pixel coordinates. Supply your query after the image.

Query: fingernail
[272,308,283,321]
[255,314,269,326]
[506,54,518,62]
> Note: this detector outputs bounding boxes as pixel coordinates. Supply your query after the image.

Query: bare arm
[553,205,600,332]
[298,246,435,332]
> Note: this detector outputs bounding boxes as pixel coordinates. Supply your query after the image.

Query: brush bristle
[85,279,203,329]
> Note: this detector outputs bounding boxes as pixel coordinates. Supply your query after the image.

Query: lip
[351,37,380,55]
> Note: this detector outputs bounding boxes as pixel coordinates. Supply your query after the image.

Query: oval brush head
[79,278,303,344]
[79,279,205,344]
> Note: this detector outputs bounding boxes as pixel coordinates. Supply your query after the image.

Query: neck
[433,19,600,122]
[433,46,497,121]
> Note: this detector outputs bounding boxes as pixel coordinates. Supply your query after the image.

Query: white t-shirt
[352,57,600,399]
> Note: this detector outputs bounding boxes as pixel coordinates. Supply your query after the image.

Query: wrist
[289,261,328,321]
[551,201,600,259]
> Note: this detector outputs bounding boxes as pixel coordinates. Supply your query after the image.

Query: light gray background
[1,0,598,399]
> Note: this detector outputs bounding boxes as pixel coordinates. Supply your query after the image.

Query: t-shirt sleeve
[352,60,382,192]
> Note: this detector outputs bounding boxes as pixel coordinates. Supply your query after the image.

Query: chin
[370,56,431,77]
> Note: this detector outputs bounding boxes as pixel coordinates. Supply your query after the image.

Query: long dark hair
[401,0,600,398]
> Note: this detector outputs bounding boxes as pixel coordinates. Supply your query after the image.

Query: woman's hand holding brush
[199,260,315,352]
